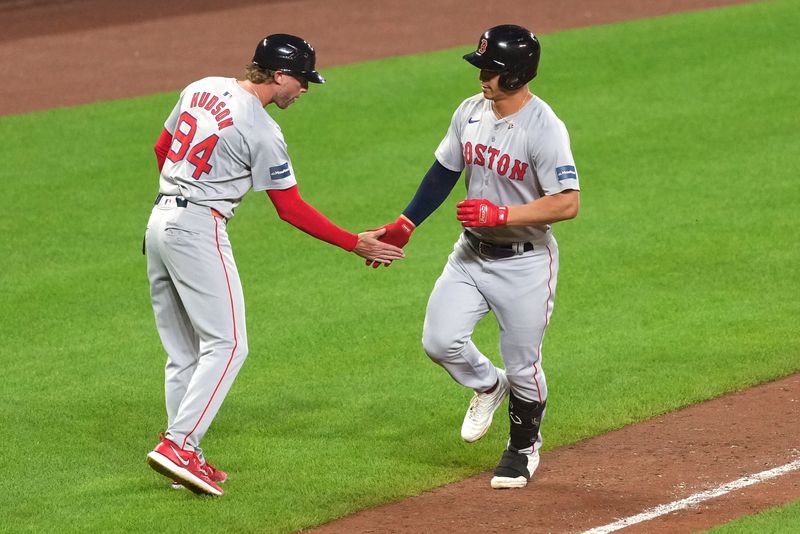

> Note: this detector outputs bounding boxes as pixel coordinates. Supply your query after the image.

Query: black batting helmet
[463,25,540,90]
[252,34,325,84]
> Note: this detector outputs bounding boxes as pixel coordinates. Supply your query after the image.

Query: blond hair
[244,64,275,84]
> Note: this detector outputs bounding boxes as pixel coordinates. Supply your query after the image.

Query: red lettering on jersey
[204,95,219,111]
[510,160,529,181]
[474,144,486,166]
[211,101,226,116]
[192,91,235,130]
[487,148,500,169]
[167,113,197,162]
[187,134,219,179]
[497,154,510,176]
[466,140,527,180]
[165,111,221,178]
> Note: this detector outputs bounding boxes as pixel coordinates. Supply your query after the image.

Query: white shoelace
[467,391,497,420]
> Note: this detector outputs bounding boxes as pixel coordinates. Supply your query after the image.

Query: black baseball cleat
[490,449,540,489]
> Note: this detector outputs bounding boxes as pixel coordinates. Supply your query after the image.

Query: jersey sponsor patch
[555,165,578,181]
[269,162,292,180]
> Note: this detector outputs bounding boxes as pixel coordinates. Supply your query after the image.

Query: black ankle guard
[508,392,546,451]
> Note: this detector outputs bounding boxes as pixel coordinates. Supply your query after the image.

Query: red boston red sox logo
[479,38,488,54]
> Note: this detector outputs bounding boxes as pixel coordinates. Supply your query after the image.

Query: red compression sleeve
[267,186,359,251]
[154,128,172,172]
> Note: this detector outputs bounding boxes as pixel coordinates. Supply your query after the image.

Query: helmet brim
[302,71,326,84]
[252,61,326,84]
[285,69,325,84]
[463,52,505,71]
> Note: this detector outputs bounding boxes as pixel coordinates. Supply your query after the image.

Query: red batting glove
[456,199,508,227]
[366,215,415,268]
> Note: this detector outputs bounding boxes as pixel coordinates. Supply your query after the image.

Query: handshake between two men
[363,198,506,268]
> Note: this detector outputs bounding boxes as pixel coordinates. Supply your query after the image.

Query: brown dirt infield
[5,0,797,532]
[307,374,799,533]
[0,0,757,115]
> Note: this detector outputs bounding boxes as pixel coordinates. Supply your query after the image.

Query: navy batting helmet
[463,25,540,90]
[252,34,325,84]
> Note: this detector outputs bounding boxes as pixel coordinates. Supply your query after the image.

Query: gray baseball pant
[422,234,559,446]
[146,196,248,451]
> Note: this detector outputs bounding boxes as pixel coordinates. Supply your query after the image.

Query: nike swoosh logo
[169,445,191,466]
[468,117,480,124]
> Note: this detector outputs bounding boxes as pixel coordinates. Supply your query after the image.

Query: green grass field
[707,499,800,533]
[2,0,798,531]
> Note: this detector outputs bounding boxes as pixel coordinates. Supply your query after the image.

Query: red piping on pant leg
[531,243,554,404]
[182,217,238,449]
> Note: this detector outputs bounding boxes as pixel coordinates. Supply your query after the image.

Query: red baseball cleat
[201,460,228,484]
[146,437,223,496]
[171,458,228,490]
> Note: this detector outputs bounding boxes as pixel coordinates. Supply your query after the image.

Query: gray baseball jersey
[159,76,297,219]
[435,93,580,244]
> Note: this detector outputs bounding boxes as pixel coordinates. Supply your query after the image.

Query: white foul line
[582,458,800,534]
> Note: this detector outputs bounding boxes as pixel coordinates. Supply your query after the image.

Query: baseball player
[144,34,405,497]
[373,25,580,489]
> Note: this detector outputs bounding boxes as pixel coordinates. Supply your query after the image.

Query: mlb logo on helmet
[478,38,488,54]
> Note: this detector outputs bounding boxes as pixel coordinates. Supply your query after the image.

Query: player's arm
[375,160,462,247]
[403,160,463,226]
[154,128,173,172]
[267,186,404,264]
[363,160,460,268]
[506,190,580,225]
[154,93,185,172]
[457,190,579,227]
[376,102,465,250]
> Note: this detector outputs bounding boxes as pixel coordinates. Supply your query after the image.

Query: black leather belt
[464,230,534,260]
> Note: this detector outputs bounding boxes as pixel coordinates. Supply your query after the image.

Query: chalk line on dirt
[582,457,800,534]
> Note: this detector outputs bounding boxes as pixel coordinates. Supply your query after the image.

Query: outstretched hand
[353,228,406,265]
[365,215,415,268]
